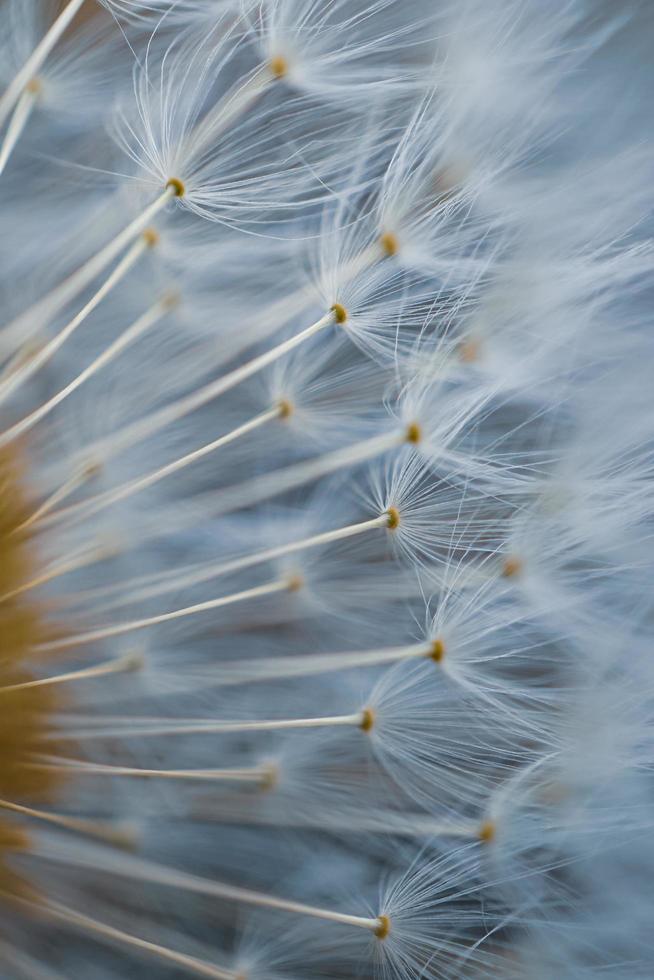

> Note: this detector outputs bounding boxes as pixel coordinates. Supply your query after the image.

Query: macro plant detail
[0,0,653,977]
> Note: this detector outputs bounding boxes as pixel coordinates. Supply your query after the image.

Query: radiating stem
[0,338,44,384]
[0,652,142,692]
[57,513,390,605]
[29,758,275,785]
[0,187,173,360]
[37,577,294,652]
[0,85,39,176]
[87,308,337,463]
[78,239,386,469]
[0,296,173,446]
[46,428,408,538]
[0,0,86,129]
[48,405,283,523]
[156,428,410,538]
[202,62,279,139]
[0,232,156,406]
[211,641,434,685]
[13,897,239,980]
[0,542,110,602]
[193,803,484,841]
[46,709,368,742]
[56,641,435,697]
[0,799,136,848]
[12,464,99,535]
[33,844,386,934]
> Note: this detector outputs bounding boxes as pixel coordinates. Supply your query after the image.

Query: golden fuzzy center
[0,448,62,897]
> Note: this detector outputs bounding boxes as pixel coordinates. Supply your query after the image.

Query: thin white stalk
[0,187,173,359]
[194,803,484,840]
[47,710,368,742]
[342,241,384,280]
[12,464,98,535]
[80,241,384,468]
[0,297,173,447]
[55,641,434,697]
[212,641,434,685]
[157,429,407,536]
[14,898,239,980]
[30,757,274,785]
[67,509,394,612]
[53,405,282,522]
[41,429,407,548]
[0,799,136,848]
[62,513,390,609]
[0,337,43,383]
[33,843,385,934]
[0,0,86,129]
[0,542,110,602]
[201,64,276,141]
[0,86,38,176]
[0,233,153,406]
[89,308,337,463]
[0,652,142,693]
[37,577,293,652]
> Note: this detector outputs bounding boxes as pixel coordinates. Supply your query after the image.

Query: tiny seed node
[385,506,400,530]
[82,460,102,480]
[359,707,375,732]
[165,177,185,198]
[458,338,481,363]
[374,914,391,940]
[269,55,288,79]
[405,422,422,444]
[126,651,145,672]
[380,231,399,257]
[502,555,523,579]
[21,340,44,361]
[429,637,445,663]
[162,290,180,311]
[286,574,304,593]
[277,399,294,420]
[142,228,159,248]
[26,78,42,95]
[330,302,348,324]
[260,764,278,791]
[115,825,140,851]
[478,820,496,844]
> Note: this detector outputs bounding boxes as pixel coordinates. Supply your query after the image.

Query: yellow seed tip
[374,914,391,940]
[502,555,523,579]
[405,422,422,444]
[429,637,445,663]
[478,820,496,843]
[26,78,42,95]
[385,506,400,530]
[458,338,481,363]
[286,574,304,593]
[162,290,180,311]
[125,651,146,672]
[260,764,279,791]
[269,55,288,79]
[277,399,294,420]
[330,303,348,324]
[380,231,399,257]
[82,459,102,480]
[359,707,375,732]
[165,177,185,198]
[142,228,159,248]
